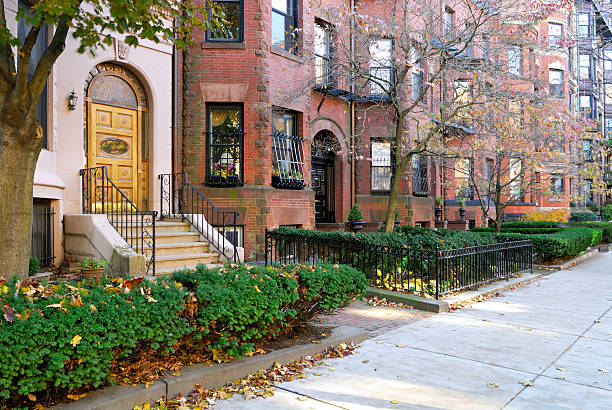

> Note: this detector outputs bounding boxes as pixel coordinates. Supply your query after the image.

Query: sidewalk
[214,251,612,409]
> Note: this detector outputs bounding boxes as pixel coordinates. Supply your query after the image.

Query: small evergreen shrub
[28,257,40,276]
[569,211,598,222]
[347,204,364,222]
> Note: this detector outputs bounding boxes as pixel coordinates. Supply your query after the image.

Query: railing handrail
[159,173,240,263]
[80,166,156,275]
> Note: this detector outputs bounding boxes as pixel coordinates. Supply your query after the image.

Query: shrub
[568,222,612,242]
[501,221,559,228]
[0,263,364,403]
[347,204,363,222]
[28,257,39,276]
[601,204,612,222]
[471,227,561,234]
[569,211,598,222]
[520,208,569,222]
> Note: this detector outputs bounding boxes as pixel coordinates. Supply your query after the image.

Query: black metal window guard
[272,131,306,189]
[206,130,243,187]
[265,229,532,299]
[412,156,429,196]
[159,173,239,263]
[80,166,156,275]
[31,201,55,268]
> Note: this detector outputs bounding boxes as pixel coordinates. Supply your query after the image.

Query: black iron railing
[80,166,156,274]
[159,173,239,263]
[265,229,532,299]
[31,201,55,268]
[206,131,242,187]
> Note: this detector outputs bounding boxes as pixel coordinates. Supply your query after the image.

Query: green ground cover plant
[0,263,364,404]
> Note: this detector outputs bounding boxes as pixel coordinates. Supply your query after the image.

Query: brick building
[179,0,609,261]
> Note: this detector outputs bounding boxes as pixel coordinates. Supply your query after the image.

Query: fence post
[265,228,269,266]
[435,246,440,300]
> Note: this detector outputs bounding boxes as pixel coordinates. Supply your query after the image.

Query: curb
[51,326,368,410]
[533,246,601,271]
[364,287,450,313]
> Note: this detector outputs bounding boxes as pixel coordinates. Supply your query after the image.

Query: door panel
[312,157,335,223]
[88,103,140,208]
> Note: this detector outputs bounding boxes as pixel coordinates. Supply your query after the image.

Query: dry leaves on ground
[135,343,357,409]
[363,296,414,310]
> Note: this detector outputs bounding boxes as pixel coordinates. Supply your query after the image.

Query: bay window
[549,69,563,98]
[548,23,563,47]
[508,46,522,76]
[314,22,333,87]
[579,54,591,79]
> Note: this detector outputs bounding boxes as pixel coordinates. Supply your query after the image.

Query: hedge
[0,263,365,402]
[567,222,612,242]
[569,211,599,222]
[500,221,559,228]
[471,227,561,234]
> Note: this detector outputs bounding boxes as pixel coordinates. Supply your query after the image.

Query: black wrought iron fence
[265,229,532,299]
[159,173,239,263]
[80,166,156,274]
[31,201,55,268]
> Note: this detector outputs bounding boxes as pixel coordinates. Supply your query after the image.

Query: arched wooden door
[86,66,149,209]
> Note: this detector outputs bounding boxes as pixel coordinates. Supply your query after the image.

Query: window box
[208,174,240,187]
[271,174,305,189]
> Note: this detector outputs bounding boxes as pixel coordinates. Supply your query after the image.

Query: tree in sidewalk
[443,94,599,232]
[0,0,212,278]
[298,0,566,232]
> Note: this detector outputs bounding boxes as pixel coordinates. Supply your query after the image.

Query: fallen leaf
[313,373,322,376]
[556,367,567,372]
[486,382,500,389]
[555,376,565,380]
[599,369,609,373]
[395,344,404,348]
[66,393,86,400]
[519,380,534,386]
[311,340,321,344]
[297,396,308,401]
[70,335,82,347]
[391,400,399,404]
[3,306,15,323]
[254,285,261,293]
[28,393,36,401]
[362,360,369,363]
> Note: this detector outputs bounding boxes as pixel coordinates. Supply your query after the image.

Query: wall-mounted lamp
[68,90,78,111]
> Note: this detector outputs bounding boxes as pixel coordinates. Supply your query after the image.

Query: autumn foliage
[520,209,570,223]
[0,263,365,404]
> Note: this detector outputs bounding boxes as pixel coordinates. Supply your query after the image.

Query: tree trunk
[384,169,402,232]
[0,124,42,279]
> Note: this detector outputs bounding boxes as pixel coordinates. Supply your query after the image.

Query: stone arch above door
[309,116,348,155]
[84,63,148,108]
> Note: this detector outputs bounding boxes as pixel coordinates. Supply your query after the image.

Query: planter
[271,175,305,190]
[435,207,443,221]
[208,175,239,187]
[458,207,466,220]
[348,221,364,232]
[81,267,105,281]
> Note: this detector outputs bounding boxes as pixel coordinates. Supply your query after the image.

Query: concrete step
[155,252,220,270]
[126,231,201,245]
[136,241,209,257]
[112,220,191,234]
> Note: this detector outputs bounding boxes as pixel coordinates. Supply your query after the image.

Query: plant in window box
[211,162,238,185]
[435,196,444,221]
[78,257,107,281]
[272,169,305,189]
[456,197,467,220]
[347,204,364,231]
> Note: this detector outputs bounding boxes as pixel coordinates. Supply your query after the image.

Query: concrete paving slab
[214,340,532,410]
[542,337,612,390]
[583,315,612,342]
[451,299,599,336]
[379,314,574,373]
[212,388,340,409]
[505,376,612,410]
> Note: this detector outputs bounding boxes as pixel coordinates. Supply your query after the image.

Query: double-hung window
[508,46,522,76]
[579,54,591,79]
[444,7,455,34]
[549,69,563,98]
[578,13,590,37]
[410,47,423,100]
[582,139,592,160]
[580,95,593,117]
[371,140,392,193]
[207,0,243,41]
[606,118,612,138]
[272,0,298,53]
[550,175,564,197]
[412,154,429,196]
[271,111,305,188]
[509,159,523,201]
[18,1,48,149]
[454,79,470,119]
[605,49,612,72]
[314,22,333,87]
[206,105,243,186]
[369,39,393,95]
[454,158,474,200]
[548,23,563,47]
